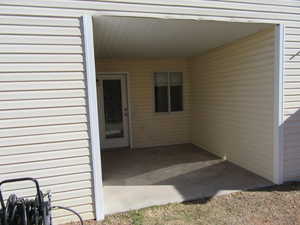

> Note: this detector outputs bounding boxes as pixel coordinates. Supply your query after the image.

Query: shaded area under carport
[102,144,272,215]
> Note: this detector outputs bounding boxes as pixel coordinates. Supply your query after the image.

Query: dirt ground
[63,182,300,225]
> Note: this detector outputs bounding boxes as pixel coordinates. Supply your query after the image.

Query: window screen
[154,72,183,112]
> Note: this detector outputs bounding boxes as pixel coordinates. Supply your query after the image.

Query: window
[154,72,183,112]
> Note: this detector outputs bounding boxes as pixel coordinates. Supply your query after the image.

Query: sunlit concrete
[102,144,272,215]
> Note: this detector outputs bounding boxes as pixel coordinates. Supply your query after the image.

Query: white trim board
[273,24,284,184]
[82,15,104,220]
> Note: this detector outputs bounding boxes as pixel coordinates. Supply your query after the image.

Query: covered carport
[92,16,277,214]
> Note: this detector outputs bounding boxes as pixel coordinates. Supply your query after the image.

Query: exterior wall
[190,28,275,181]
[1,0,300,223]
[96,58,192,148]
[0,17,94,224]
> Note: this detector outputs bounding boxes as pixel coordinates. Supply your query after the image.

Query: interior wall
[96,58,191,148]
[190,27,275,181]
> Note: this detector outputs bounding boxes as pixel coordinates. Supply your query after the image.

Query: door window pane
[103,80,124,138]
[154,72,169,112]
[170,72,183,111]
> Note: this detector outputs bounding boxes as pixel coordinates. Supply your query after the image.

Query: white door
[97,74,129,149]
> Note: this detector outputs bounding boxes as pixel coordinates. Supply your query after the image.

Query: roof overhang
[93,16,273,59]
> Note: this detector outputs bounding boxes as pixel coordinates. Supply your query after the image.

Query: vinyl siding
[96,59,191,148]
[284,26,300,181]
[0,16,94,224]
[190,28,275,181]
[0,0,300,223]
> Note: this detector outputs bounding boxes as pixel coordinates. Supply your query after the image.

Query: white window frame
[154,72,184,113]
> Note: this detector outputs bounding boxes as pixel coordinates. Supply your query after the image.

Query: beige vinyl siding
[190,28,275,181]
[96,59,191,148]
[0,1,297,183]
[0,15,94,224]
[284,25,300,181]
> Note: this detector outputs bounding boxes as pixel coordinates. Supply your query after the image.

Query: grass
[128,211,144,225]
[64,182,300,225]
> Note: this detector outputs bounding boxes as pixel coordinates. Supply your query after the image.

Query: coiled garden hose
[0,178,84,225]
[1,194,44,225]
[0,195,84,225]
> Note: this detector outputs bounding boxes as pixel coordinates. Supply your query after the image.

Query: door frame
[97,72,133,149]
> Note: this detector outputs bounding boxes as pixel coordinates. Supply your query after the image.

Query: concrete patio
[102,144,272,215]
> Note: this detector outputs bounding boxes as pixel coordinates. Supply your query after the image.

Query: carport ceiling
[93,16,272,59]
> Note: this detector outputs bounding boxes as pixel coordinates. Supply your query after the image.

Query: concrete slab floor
[101,144,272,215]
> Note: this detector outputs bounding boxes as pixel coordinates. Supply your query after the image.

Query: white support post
[274,24,284,184]
[82,15,104,220]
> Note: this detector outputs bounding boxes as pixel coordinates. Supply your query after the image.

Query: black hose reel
[0,178,83,225]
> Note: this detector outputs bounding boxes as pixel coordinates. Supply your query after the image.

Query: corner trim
[274,24,284,184]
[82,15,104,220]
